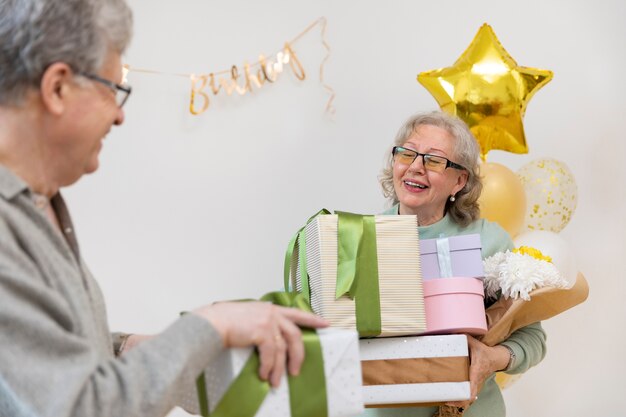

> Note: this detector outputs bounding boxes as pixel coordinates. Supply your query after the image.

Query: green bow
[284,210,382,337]
[196,292,328,417]
[283,209,331,304]
[334,211,381,337]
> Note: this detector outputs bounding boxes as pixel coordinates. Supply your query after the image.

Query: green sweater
[361,205,547,417]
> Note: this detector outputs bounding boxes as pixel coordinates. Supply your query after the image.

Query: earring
[449,195,456,202]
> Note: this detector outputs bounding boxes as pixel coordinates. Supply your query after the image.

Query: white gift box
[291,214,426,337]
[179,328,364,417]
[359,334,470,406]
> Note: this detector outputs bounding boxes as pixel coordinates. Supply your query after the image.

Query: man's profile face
[51,50,126,186]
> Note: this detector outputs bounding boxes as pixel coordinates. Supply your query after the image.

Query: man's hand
[192,301,329,387]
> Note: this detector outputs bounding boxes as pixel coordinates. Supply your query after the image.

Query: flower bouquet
[479,247,589,347]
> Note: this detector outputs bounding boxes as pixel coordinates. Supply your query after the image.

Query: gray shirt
[0,164,222,417]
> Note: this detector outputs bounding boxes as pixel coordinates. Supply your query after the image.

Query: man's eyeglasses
[392,146,465,173]
[80,73,132,108]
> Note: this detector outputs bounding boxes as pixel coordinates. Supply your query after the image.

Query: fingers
[278,306,329,329]
[256,334,276,383]
[196,301,325,388]
[257,307,311,387]
[268,330,287,387]
[281,320,304,376]
[274,307,325,376]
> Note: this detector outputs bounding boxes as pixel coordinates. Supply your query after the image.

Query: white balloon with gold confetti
[517,158,578,233]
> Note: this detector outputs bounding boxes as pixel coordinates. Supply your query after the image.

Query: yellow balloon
[417,23,553,159]
[479,162,526,237]
[495,372,522,390]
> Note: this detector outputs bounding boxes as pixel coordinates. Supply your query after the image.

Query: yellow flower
[512,246,552,263]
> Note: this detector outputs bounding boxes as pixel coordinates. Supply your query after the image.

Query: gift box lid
[359,334,469,359]
[423,277,485,297]
[419,234,482,254]
[419,234,484,279]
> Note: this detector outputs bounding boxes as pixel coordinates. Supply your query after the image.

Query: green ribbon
[284,209,381,337]
[195,372,209,417]
[335,211,381,337]
[261,292,327,417]
[284,209,382,337]
[197,292,328,417]
[283,209,331,304]
[198,352,269,417]
[335,211,362,298]
[261,291,314,313]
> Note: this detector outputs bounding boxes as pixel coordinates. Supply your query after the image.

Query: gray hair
[0,0,133,106]
[379,111,482,227]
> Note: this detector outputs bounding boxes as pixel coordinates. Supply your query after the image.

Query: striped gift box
[292,214,426,337]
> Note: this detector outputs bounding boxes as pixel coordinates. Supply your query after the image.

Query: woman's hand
[445,335,511,411]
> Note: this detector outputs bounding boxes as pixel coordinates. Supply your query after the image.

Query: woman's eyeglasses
[392,146,465,173]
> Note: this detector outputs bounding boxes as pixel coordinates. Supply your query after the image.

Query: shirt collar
[0,164,29,201]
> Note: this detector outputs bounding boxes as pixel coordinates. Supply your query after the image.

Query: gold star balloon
[418,24,553,159]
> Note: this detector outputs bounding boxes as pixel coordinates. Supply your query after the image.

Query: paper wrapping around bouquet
[292,214,426,337]
[481,272,590,346]
[179,328,364,417]
[359,335,470,406]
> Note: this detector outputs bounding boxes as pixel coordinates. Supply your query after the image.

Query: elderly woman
[366,111,546,417]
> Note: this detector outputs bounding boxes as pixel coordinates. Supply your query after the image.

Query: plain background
[63,1,625,416]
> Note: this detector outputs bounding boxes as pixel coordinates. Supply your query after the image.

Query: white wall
[63,0,626,416]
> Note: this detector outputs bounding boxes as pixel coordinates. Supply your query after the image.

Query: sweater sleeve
[0,232,223,417]
[499,321,547,374]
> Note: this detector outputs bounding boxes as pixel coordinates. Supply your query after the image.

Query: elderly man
[0,0,326,416]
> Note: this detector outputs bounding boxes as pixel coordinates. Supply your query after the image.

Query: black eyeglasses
[392,146,465,173]
[80,73,132,108]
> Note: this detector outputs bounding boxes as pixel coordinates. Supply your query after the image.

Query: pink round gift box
[422,277,487,336]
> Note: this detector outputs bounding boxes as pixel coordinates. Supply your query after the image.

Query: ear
[39,62,74,116]
[452,170,469,195]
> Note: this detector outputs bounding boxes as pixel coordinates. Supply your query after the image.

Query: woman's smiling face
[392,124,468,225]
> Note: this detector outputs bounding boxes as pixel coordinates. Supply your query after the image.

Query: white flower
[483,251,568,301]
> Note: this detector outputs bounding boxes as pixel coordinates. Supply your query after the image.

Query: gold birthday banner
[125,17,334,116]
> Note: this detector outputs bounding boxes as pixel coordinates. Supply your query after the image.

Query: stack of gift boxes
[185,211,487,417]
[290,212,486,410]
